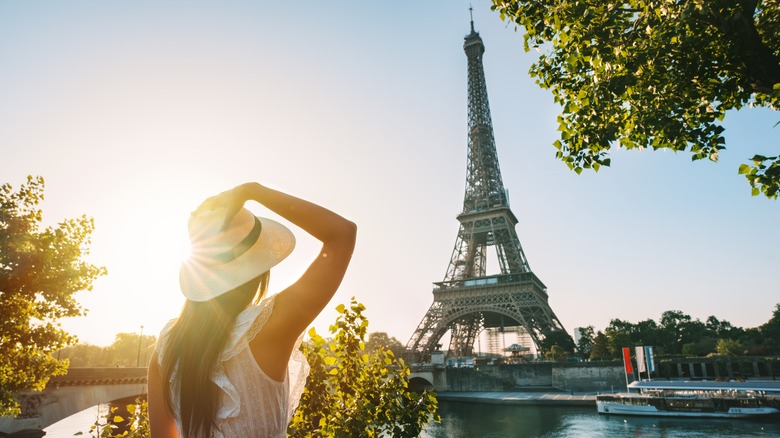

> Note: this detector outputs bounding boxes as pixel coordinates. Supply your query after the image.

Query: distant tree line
[58,332,157,368]
[575,304,780,360]
[59,330,403,369]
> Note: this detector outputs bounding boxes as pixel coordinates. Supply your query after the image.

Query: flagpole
[645,349,651,380]
[623,350,633,392]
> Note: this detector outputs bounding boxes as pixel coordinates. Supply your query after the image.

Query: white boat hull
[597,401,780,418]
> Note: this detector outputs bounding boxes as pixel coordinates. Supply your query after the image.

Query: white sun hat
[179,206,295,302]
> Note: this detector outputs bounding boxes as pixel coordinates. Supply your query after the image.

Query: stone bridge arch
[0,368,147,437]
[408,375,434,393]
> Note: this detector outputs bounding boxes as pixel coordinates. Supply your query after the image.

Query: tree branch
[710,0,780,94]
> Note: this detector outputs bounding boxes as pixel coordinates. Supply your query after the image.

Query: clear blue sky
[1,1,778,347]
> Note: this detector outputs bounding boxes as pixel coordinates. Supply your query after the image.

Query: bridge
[0,368,147,438]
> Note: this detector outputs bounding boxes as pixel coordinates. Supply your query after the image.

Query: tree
[56,343,109,368]
[760,303,780,354]
[491,1,780,198]
[716,338,746,356]
[589,331,611,361]
[575,325,595,358]
[633,319,662,347]
[538,328,576,354]
[58,333,157,368]
[605,329,632,359]
[705,315,742,339]
[545,344,567,362]
[682,337,718,356]
[606,319,637,342]
[288,299,439,437]
[0,176,106,415]
[365,331,406,359]
[105,332,157,367]
[657,310,709,354]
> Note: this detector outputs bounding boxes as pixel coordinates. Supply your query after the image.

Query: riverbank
[436,391,596,406]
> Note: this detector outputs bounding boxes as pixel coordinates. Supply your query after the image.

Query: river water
[43,404,108,437]
[423,401,780,437]
[45,401,780,437]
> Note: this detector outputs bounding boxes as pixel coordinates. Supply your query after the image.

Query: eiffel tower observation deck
[406,17,570,363]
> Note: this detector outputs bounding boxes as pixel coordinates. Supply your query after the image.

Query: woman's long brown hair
[161,272,269,437]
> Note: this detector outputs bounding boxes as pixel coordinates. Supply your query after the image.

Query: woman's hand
[195,183,254,231]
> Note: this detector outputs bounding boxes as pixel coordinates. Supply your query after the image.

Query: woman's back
[156,296,309,438]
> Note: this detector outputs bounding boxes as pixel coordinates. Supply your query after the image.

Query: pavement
[436,391,597,406]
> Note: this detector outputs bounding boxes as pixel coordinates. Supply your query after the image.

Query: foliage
[592,305,779,357]
[657,310,709,354]
[288,299,439,438]
[365,331,406,359]
[544,344,567,362]
[574,325,595,357]
[56,343,110,368]
[58,333,157,367]
[716,338,746,356]
[538,328,576,355]
[760,303,780,351]
[589,331,611,361]
[491,0,780,198]
[604,329,632,358]
[0,176,107,415]
[681,337,718,356]
[75,398,149,438]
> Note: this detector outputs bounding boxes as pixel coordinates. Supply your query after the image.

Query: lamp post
[136,325,144,367]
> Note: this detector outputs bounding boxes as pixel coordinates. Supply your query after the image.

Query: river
[43,404,109,437]
[44,401,780,437]
[423,401,780,437]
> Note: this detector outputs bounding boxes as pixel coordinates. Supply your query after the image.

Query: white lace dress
[156,295,309,438]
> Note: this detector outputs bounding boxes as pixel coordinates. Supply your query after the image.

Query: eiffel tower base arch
[406,272,568,363]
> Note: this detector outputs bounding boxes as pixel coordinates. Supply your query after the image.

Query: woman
[148,182,356,438]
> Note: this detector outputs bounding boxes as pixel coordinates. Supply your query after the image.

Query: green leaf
[288,300,438,436]
[738,164,751,174]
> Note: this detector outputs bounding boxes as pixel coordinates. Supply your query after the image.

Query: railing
[48,367,148,387]
[433,272,546,291]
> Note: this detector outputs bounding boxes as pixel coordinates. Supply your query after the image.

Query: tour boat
[596,380,780,418]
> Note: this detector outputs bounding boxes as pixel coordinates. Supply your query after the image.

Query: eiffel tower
[406,17,569,362]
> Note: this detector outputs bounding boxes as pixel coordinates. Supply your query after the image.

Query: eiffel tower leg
[405,301,444,363]
[449,316,481,357]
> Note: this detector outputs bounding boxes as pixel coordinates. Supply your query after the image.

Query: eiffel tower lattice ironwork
[406,18,569,362]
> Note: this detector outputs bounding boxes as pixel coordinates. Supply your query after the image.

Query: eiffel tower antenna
[406,19,570,362]
[469,4,475,33]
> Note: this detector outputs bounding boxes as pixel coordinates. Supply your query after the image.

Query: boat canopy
[629,380,780,394]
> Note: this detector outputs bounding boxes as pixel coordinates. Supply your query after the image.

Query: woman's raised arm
[237,182,356,326]
[202,182,356,369]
